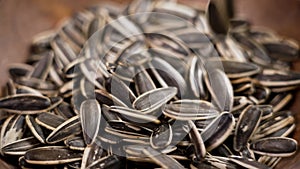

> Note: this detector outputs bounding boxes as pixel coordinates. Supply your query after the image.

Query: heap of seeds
[0,0,299,168]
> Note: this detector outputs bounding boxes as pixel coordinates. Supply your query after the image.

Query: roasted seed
[133,87,177,114]
[25,115,46,143]
[201,112,235,151]
[234,105,262,151]
[46,116,81,144]
[205,69,234,112]
[80,99,101,145]
[24,146,82,165]
[0,94,52,114]
[1,137,41,155]
[250,137,297,157]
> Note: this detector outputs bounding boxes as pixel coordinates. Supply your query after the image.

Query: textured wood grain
[0,0,300,168]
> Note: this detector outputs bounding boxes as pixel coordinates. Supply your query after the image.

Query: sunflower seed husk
[0,94,52,114]
[46,116,81,144]
[250,137,297,157]
[132,87,177,114]
[150,123,172,150]
[24,146,82,165]
[80,99,101,145]
[134,66,156,95]
[25,115,46,143]
[81,144,103,169]
[8,63,34,79]
[201,112,235,151]
[109,106,161,124]
[263,39,299,62]
[187,120,206,161]
[150,57,187,98]
[163,100,219,121]
[35,112,66,130]
[205,69,234,112]
[64,136,86,151]
[95,89,127,107]
[254,69,300,87]
[28,51,54,80]
[234,105,262,151]
[0,115,26,150]
[105,75,136,107]
[1,137,41,156]
[207,0,233,34]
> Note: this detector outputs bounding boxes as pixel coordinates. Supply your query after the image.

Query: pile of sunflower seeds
[0,0,299,168]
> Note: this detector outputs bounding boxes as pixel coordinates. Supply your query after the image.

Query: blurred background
[0,0,300,168]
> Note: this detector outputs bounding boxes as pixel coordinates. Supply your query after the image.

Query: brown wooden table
[0,0,300,168]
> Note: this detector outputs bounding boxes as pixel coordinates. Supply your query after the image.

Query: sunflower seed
[269,93,292,112]
[201,112,235,151]
[46,116,81,144]
[187,120,206,160]
[36,112,66,130]
[145,33,190,60]
[0,94,52,114]
[1,137,41,155]
[28,51,54,80]
[8,63,34,79]
[250,137,297,157]
[134,66,156,95]
[81,144,103,169]
[95,89,127,107]
[209,59,261,79]
[133,87,177,113]
[207,0,233,34]
[105,75,136,107]
[163,100,219,121]
[108,120,152,136]
[150,57,187,98]
[24,146,82,165]
[234,105,262,151]
[25,115,46,143]
[109,106,161,124]
[263,39,299,62]
[30,30,55,54]
[60,21,85,52]
[255,69,300,87]
[55,101,77,119]
[80,99,101,145]
[188,56,207,99]
[205,69,234,112]
[150,123,172,150]
[0,115,26,150]
[64,136,86,151]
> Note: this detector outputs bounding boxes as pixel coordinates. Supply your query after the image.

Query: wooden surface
[0,0,300,168]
